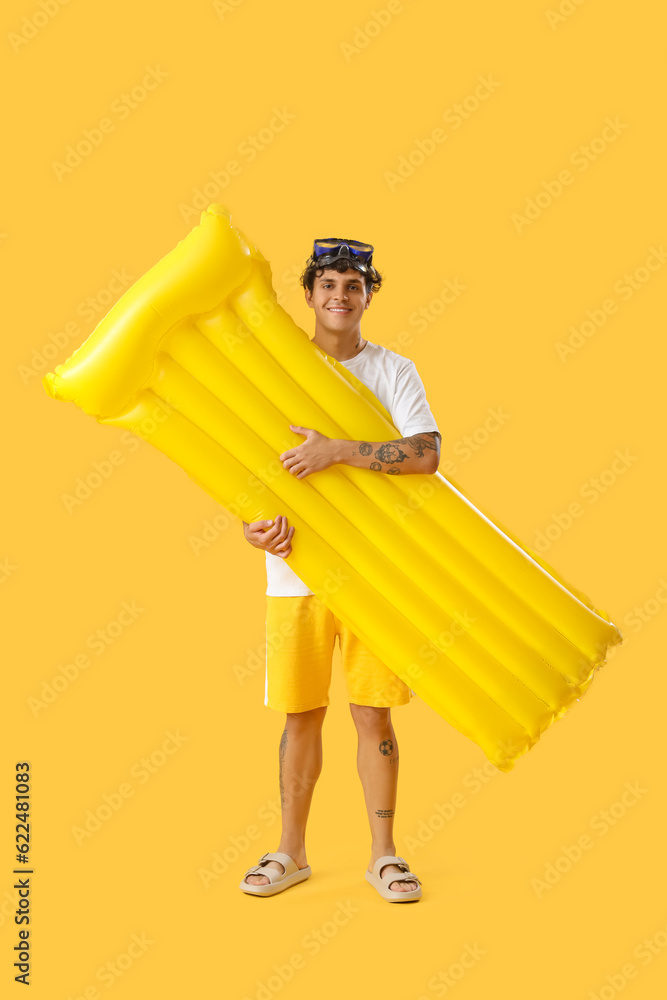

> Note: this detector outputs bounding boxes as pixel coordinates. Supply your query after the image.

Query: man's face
[305,267,372,331]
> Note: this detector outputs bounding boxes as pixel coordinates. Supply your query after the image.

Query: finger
[276,516,289,539]
[273,526,293,550]
[274,521,289,542]
[257,521,280,541]
[250,520,274,530]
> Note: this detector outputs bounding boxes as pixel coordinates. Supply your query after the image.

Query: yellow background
[2,0,665,997]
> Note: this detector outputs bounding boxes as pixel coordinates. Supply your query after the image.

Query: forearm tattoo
[407,433,440,459]
[375,809,395,819]
[357,432,440,475]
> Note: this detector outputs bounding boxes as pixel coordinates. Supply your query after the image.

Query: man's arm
[333,431,441,475]
[280,426,440,478]
[244,431,440,550]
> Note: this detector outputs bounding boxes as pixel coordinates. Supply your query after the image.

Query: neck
[312,325,367,362]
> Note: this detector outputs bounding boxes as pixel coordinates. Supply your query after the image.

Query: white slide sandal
[240,852,312,896]
[365,855,422,902]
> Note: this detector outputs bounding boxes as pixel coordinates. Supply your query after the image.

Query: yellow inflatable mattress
[42,205,623,771]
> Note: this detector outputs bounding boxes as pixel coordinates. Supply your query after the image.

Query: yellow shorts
[264,594,414,713]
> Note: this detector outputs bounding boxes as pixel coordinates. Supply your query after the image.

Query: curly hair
[300,254,383,296]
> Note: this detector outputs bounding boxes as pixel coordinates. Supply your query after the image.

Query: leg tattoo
[279,726,288,805]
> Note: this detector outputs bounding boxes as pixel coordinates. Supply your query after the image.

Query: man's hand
[279,425,441,478]
[279,425,340,479]
[242,516,294,558]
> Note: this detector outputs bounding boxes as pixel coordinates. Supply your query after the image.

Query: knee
[349,704,391,731]
[285,706,327,731]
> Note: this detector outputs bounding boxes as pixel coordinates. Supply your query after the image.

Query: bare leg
[244,706,327,886]
[349,703,417,892]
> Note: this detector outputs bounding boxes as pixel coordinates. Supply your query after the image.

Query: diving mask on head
[309,238,375,273]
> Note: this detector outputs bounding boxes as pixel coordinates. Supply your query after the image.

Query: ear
[305,288,314,309]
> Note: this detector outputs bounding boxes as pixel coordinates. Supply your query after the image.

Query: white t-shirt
[265,339,441,596]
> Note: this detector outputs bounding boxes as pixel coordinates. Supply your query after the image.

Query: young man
[240,238,441,902]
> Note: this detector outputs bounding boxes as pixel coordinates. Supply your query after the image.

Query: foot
[368,857,418,892]
[244,852,308,886]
